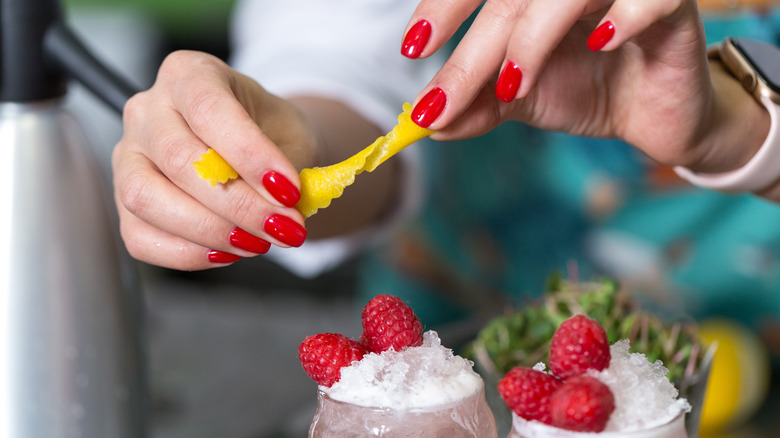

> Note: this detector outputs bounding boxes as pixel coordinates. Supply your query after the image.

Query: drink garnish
[298,294,423,387]
[192,103,434,217]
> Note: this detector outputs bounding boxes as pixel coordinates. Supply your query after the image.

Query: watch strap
[674,93,780,192]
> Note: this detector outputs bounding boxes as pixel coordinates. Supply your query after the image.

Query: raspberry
[550,375,615,432]
[549,315,611,379]
[497,367,563,424]
[298,333,367,387]
[360,294,423,352]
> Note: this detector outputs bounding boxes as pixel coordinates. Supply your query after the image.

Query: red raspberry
[298,333,367,387]
[497,367,563,425]
[360,294,423,352]
[549,315,611,379]
[550,375,615,432]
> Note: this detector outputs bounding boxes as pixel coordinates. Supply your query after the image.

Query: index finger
[407,0,529,129]
[160,51,303,208]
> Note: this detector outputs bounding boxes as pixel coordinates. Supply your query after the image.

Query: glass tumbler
[309,381,498,437]
[507,412,688,438]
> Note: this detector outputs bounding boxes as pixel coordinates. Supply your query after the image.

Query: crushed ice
[326,331,483,409]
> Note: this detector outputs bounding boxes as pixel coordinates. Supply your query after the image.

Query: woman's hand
[114,51,313,270]
[402,0,769,175]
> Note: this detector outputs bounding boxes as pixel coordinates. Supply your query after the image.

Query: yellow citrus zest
[296,102,434,218]
[193,148,239,187]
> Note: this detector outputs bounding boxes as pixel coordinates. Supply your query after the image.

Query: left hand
[401,0,738,171]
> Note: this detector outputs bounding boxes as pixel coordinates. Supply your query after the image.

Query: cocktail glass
[309,380,498,437]
[507,411,687,438]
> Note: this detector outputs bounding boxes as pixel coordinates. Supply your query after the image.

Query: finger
[410,0,529,129]
[587,0,691,52]
[115,147,275,258]
[117,204,241,270]
[158,51,303,209]
[401,0,483,59]
[499,0,607,100]
[126,93,307,249]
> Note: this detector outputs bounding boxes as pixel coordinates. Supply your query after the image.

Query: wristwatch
[674,37,780,192]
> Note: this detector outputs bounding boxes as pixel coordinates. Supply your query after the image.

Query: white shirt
[229,0,444,277]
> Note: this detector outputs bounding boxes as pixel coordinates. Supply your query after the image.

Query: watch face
[732,38,780,94]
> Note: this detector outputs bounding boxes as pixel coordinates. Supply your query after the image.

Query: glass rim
[316,379,486,413]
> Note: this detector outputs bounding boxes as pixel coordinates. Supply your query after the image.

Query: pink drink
[507,340,691,438]
[508,412,687,438]
[309,331,498,437]
[310,383,497,437]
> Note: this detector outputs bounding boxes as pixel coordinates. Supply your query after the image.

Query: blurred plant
[463,272,706,385]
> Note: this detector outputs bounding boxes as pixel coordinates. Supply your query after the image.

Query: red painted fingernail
[587,21,615,52]
[402,20,432,59]
[264,214,307,247]
[262,171,300,207]
[208,250,241,264]
[229,227,271,254]
[495,61,523,103]
[411,87,446,128]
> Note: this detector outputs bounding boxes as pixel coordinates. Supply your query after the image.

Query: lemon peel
[296,102,433,218]
[192,103,433,216]
[193,148,239,186]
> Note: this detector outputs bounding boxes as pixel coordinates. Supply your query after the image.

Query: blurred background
[56,0,780,437]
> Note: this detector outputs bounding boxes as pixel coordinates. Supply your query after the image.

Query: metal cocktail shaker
[1,0,146,436]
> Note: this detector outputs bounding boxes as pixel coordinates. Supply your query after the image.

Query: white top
[229,0,444,277]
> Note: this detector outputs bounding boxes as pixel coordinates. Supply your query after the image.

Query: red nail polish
[495,61,522,103]
[229,227,271,254]
[208,250,241,264]
[262,171,300,207]
[411,87,446,128]
[587,21,615,52]
[402,20,432,59]
[264,214,307,247]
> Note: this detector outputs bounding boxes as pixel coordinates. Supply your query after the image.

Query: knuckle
[158,50,202,78]
[444,60,478,89]
[225,189,258,225]
[485,0,525,20]
[117,169,153,217]
[118,221,148,262]
[157,132,199,177]
[190,214,219,241]
[183,87,223,132]
[122,91,151,129]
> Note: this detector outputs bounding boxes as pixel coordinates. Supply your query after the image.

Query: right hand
[113,50,314,270]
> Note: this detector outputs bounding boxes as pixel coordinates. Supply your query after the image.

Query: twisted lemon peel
[296,103,433,217]
[192,103,433,217]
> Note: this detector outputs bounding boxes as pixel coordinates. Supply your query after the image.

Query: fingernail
[208,250,241,264]
[229,227,271,254]
[411,87,446,128]
[262,171,300,207]
[587,21,615,52]
[264,214,307,247]
[402,20,432,59]
[495,61,523,103]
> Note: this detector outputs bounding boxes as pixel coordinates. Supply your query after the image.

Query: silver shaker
[0,1,147,437]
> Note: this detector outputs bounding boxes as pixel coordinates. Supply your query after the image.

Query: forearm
[289,96,405,239]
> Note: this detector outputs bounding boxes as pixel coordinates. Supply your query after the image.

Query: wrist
[686,60,769,174]
[674,39,778,193]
